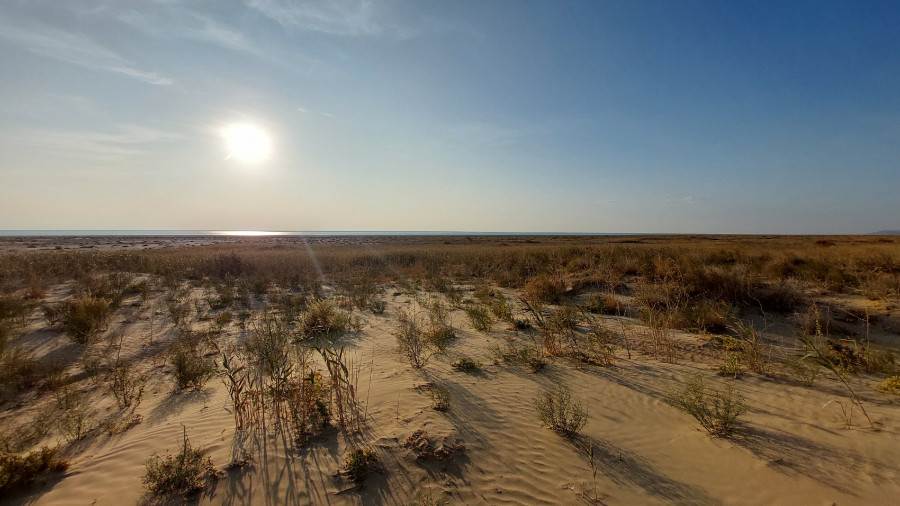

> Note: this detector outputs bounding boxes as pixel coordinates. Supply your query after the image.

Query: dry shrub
[143,430,216,499]
[523,274,567,304]
[395,310,431,368]
[533,384,587,435]
[0,348,66,404]
[106,359,147,409]
[297,299,349,337]
[0,295,31,324]
[50,296,111,344]
[669,374,747,436]
[0,446,69,499]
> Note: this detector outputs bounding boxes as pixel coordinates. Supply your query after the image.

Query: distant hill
[872,230,900,235]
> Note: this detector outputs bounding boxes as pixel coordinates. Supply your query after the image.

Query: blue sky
[1,0,898,233]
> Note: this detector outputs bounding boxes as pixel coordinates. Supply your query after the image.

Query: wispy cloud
[117,9,258,56]
[1,125,185,162]
[0,18,173,86]
[448,122,526,148]
[245,0,409,37]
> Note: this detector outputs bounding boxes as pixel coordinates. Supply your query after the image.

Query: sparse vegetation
[142,429,216,498]
[430,383,451,411]
[452,356,481,372]
[169,330,216,391]
[343,446,378,483]
[877,376,900,395]
[669,374,747,436]
[0,446,69,499]
[533,384,587,435]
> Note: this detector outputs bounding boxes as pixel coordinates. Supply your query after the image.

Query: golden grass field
[1,234,898,505]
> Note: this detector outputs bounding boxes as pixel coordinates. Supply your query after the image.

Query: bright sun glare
[222,124,272,164]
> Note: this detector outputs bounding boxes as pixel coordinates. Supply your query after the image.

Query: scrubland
[0,234,898,504]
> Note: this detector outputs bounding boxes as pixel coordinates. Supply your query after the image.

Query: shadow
[9,469,68,506]
[147,389,212,424]
[570,434,720,506]
[731,425,875,495]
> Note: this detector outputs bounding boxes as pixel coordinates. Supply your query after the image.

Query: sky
[1,0,898,234]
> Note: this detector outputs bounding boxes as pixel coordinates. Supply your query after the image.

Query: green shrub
[343,446,377,483]
[169,331,216,391]
[669,374,747,436]
[718,354,742,378]
[533,384,587,435]
[408,490,448,506]
[0,446,69,499]
[877,376,900,395]
[464,303,493,333]
[786,356,821,386]
[490,340,545,372]
[143,430,216,498]
[430,383,451,411]
[451,357,481,372]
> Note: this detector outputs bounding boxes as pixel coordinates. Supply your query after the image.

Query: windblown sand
[3,283,897,506]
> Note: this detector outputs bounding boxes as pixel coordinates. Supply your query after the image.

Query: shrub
[464,303,493,333]
[877,376,900,395]
[0,295,31,324]
[370,299,387,314]
[451,357,481,372]
[523,275,567,305]
[0,348,59,404]
[408,490,447,506]
[0,446,69,499]
[395,310,430,368]
[533,384,587,435]
[490,340,545,372]
[53,387,96,442]
[169,331,216,391]
[718,354,742,378]
[297,299,349,337]
[786,356,821,386]
[343,446,377,483]
[106,359,146,409]
[143,430,216,498]
[430,383,451,411]
[54,296,111,344]
[669,374,747,436]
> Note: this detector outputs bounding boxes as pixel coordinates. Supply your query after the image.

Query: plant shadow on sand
[730,425,878,496]
[568,433,720,506]
[147,389,213,424]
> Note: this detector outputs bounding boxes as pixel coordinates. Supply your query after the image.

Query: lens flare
[222,124,272,164]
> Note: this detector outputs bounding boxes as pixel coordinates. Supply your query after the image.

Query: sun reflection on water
[213,230,286,236]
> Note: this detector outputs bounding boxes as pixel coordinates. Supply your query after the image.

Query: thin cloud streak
[1,126,185,162]
[0,18,173,86]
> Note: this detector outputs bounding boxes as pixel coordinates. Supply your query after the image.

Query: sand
[1,242,899,505]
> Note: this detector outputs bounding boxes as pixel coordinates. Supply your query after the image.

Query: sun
[222,124,272,164]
